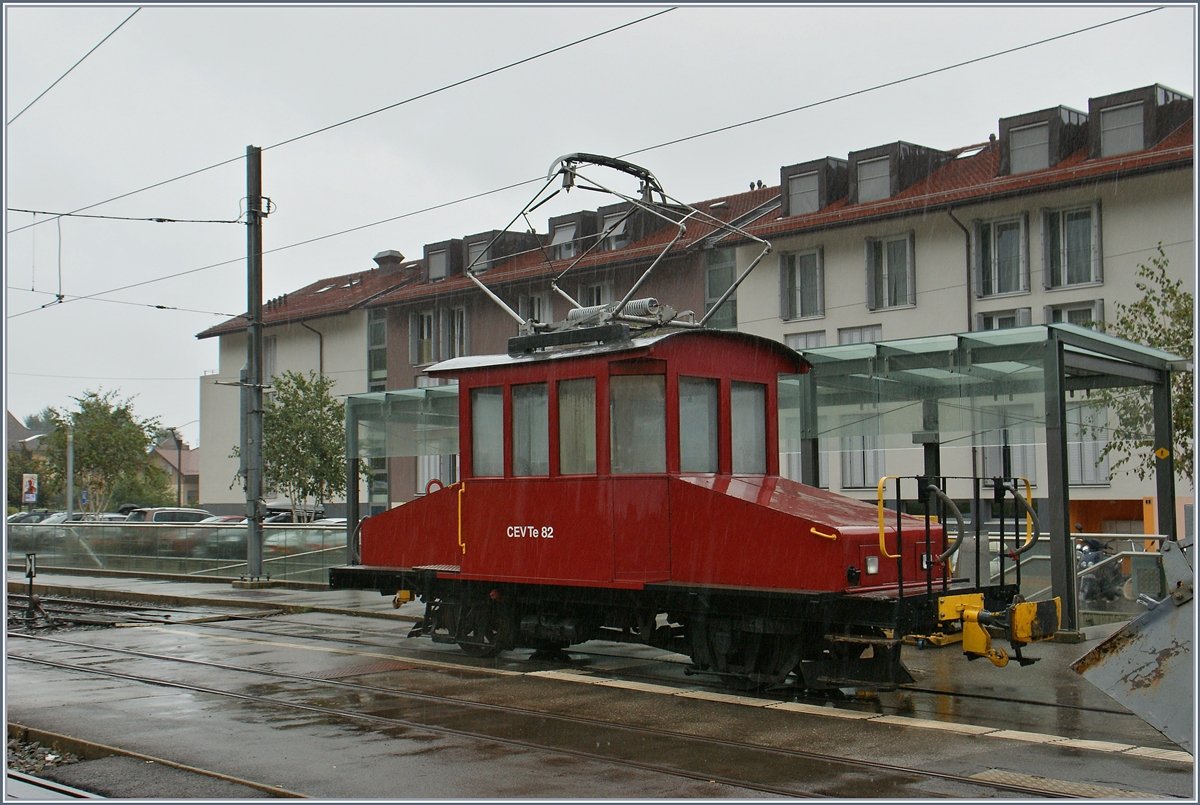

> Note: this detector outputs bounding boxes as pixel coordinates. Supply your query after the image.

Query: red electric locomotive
[330,154,1059,689]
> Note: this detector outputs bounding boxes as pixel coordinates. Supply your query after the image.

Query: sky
[3,3,1196,447]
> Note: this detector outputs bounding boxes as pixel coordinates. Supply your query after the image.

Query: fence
[6,522,349,584]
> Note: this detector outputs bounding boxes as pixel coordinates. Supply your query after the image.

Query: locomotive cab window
[679,376,719,473]
[512,383,549,476]
[731,381,767,474]
[558,378,596,475]
[471,386,504,477]
[610,374,666,474]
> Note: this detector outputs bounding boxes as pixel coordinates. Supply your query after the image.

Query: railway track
[8,631,1112,798]
[9,592,1145,722]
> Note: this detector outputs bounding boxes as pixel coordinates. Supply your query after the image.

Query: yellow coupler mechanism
[936,593,1061,667]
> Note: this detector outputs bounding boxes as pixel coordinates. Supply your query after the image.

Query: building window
[428,249,448,281]
[781,249,824,320]
[856,156,890,203]
[368,309,386,391]
[610,375,666,474]
[977,308,1031,331]
[558,378,596,475]
[519,292,551,324]
[512,383,549,477]
[838,324,882,345]
[578,282,609,309]
[1046,299,1104,329]
[601,213,628,251]
[1009,122,1050,174]
[443,307,467,359]
[1044,204,1101,288]
[470,387,504,477]
[731,381,767,474]
[841,435,884,489]
[679,376,719,473]
[788,171,819,216]
[466,241,488,273]
[866,233,914,310]
[979,407,1037,484]
[411,311,436,365]
[785,330,826,350]
[1068,403,1110,486]
[549,223,577,261]
[1100,102,1144,157]
[976,215,1028,296]
[704,247,737,330]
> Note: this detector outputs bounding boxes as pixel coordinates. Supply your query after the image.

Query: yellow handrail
[1018,476,1034,550]
[875,476,901,559]
[457,482,467,556]
[810,527,837,541]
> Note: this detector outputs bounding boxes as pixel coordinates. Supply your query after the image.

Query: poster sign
[22,474,38,503]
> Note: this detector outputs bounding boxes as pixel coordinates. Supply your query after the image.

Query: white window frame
[1067,403,1110,486]
[1043,202,1102,288]
[519,291,552,324]
[601,213,628,251]
[840,434,885,489]
[1100,101,1144,157]
[837,324,882,345]
[427,249,448,281]
[974,214,1029,297]
[368,308,387,391]
[785,330,826,350]
[976,308,1032,331]
[1009,122,1050,174]
[578,282,611,309]
[442,307,467,359]
[263,335,278,382]
[978,406,1037,486]
[856,156,891,203]
[549,223,578,261]
[787,171,819,216]
[780,248,824,320]
[704,248,737,330]
[411,310,436,366]
[466,241,488,273]
[865,232,915,310]
[1045,299,1104,329]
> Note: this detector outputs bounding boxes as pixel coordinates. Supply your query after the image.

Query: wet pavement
[6,569,1195,798]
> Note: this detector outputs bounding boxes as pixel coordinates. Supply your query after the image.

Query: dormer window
[1009,123,1049,174]
[1100,102,1144,157]
[549,223,577,261]
[787,171,819,216]
[601,213,628,251]
[428,250,448,281]
[466,241,488,273]
[856,157,890,203]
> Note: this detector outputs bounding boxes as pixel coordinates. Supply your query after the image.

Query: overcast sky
[4,3,1195,446]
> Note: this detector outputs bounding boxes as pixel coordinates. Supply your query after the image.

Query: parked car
[125,507,213,523]
[36,511,125,524]
[198,515,247,524]
[7,510,53,524]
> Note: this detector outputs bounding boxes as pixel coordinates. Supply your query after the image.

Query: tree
[245,371,351,522]
[44,390,172,514]
[23,407,55,435]
[1096,246,1193,484]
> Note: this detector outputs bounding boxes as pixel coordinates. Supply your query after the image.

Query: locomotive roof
[426,327,807,376]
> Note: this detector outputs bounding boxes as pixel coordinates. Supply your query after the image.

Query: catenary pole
[245,146,265,578]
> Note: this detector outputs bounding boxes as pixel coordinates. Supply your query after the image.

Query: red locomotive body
[339,328,956,688]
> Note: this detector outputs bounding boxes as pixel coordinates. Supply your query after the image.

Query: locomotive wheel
[456,601,509,658]
[690,616,799,690]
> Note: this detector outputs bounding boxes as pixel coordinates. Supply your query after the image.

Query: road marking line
[984,729,1068,743]
[1052,737,1136,753]
[1123,746,1194,763]
[672,690,772,707]
[969,769,1161,798]
[869,715,996,734]
[765,701,877,719]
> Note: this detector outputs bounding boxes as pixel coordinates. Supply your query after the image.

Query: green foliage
[259,371,351,522]
[22,407,55,435]
[1097,246,1193,484]
[43,390,171,513]
[110,463,176,509]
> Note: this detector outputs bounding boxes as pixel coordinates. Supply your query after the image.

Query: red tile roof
[746,119,1192,241]
[368,186,781,308]
[196,261,422,339]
